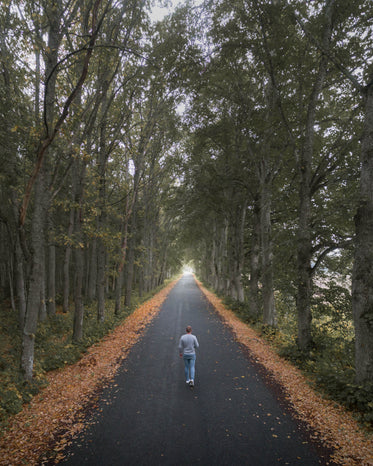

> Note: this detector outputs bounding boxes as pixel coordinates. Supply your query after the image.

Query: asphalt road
[59,274,333,466]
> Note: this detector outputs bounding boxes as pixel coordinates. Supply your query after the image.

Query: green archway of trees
[0,0,373,420]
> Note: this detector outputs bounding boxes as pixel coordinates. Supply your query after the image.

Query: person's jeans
[183,354,196,381]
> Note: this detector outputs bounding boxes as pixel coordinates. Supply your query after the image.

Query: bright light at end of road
[183,266,194,274]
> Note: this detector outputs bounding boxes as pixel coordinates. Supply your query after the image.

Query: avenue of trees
[170,0,373,385]
[1,0,373,395]
[0,0,183,382]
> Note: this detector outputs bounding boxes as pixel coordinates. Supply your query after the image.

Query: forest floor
[0,276,372,465]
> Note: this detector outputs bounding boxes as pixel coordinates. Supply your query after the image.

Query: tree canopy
[1,0,373,397]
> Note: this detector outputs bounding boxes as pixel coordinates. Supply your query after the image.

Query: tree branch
[19,0,104,227]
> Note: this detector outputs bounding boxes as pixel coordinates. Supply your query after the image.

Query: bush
[0,384,23,415]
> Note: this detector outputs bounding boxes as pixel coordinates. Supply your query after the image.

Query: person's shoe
[186,380,190,384]
[189,380,194,387]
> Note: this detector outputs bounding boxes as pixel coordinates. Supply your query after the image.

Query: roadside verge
[196,279,373,466]
[0,278,179,466]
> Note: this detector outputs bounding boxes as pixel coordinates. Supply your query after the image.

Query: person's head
[186,325,192,333]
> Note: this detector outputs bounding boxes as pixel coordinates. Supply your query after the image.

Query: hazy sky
[150,0,203,22]
[150,0,184,22]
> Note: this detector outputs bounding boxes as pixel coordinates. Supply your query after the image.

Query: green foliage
[222,296,254,322]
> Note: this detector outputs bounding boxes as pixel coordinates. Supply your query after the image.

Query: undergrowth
[0,281,171,430]
[222,288,373,430]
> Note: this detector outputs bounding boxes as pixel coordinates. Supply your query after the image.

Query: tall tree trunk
[296,171,313,349]
[73,242,84,341]
[296,1,334,351]
[352,73,373,384]
[8,258,16,312]
[96,81,110,323]
[124,218,136,308]
[232,203,246,303]
[39,243,47,322]
[115,268,124,314]
[217,222,228,294]
[115,182,134,314]
[11,192,27,327]
[21,171,45,381]
[260,160,276,326]
[63,207,74,313]
[97,236,106,322]
[72,160,86,341]
[73,230,84,342]
[47,216,56,316]
[249,197,261,319]
[87,238,97,301]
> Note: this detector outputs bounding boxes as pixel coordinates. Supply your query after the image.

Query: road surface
[60,274,333,465]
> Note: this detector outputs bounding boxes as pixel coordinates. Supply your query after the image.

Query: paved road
[60,274,333,465]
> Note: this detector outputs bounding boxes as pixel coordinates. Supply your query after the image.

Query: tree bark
[124,217,136,308]
[73,237,85,342]
[96,236,106,322]
[47,216,56,316]
[38,243,47,322]
[232,203,246,303]
[114,268,124,314]
[352,74,373,384]
[10,192,27,327]
[260,160,276,326]
[21,171,45,380]
[296,0,334,351]
[249,197,261,319]
[87,238,97,301]
[72,158,87,341]
[63,207,74,313]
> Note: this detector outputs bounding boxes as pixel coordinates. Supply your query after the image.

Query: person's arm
[178,337,183,357]
[194,336,199,349]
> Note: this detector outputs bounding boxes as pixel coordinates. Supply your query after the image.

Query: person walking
[179,325,199,387]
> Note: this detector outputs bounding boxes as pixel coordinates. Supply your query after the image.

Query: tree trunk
[87,238,97,301]
[124,231,136,308]
[232,203,246,303]
[97,235,106,322]
[115,189,132,314]
[249,197,261,319]
[296,175,313,349]
[72,160,86,341]
[11,191,27,327]
[73,241,84,341]
[115,268,124,314]
[260,161,276,326]
[21,171,45,381]
[38,244,47,322]
[47,216,56,316]
[352,74,373,384]
[217,222,228,295]
[8,259,16,313]
[296,2,333,350]
[96,81,110,323]
[63,207,74,313]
